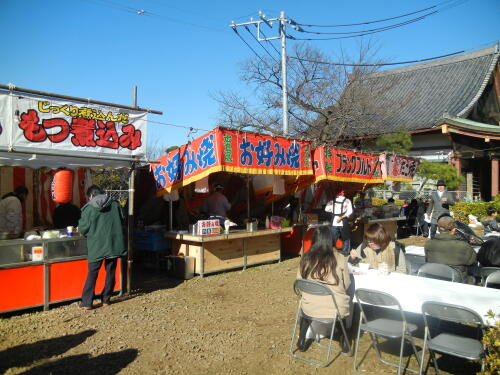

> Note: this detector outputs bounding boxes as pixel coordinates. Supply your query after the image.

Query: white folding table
[354,271,500,325]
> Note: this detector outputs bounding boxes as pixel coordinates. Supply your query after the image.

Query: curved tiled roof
[350,45,499,134]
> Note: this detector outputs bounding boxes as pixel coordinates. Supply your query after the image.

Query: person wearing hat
[424,215,476,283]
[425,179,455,238]
[201,184,231,226]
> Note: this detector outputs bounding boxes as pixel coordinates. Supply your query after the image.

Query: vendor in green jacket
[424,215,477,283]
[78,185,126,310]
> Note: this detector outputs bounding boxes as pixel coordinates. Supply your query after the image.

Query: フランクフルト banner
[313,146,383,184]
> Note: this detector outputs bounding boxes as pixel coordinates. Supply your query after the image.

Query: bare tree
[214,42,406,148]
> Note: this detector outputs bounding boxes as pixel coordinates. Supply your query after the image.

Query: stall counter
[165,228,293,276]
[0,236,121,313]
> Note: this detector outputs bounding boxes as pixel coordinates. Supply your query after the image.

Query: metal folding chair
[405,254,426,275]
[290,279,352,367]
[479,267,500,286]
[353,288,421,375]
[419,301,485,375]
[417,263,463,283]
[484,270,500,288]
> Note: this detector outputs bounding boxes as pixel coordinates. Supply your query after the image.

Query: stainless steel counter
[0,236,87,267]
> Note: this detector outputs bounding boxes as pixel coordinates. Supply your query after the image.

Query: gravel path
[1,237,475,374]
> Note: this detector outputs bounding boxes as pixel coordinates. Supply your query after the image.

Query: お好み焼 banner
[152,128,314,193]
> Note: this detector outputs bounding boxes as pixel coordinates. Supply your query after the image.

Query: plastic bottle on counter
[265,216,270,229]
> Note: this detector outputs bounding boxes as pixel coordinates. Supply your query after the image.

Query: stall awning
[313,146,383,184]
[0,150,140,169]
[380,153,420,182]
[152,128,314,193]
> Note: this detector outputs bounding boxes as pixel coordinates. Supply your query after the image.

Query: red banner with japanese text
[0,92,147,157]
[152,128,314,193]
[313,146,383,184]
[216,128,313,176]
[380,153,420,182]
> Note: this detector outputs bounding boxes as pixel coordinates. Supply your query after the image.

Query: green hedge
[372,195,500,224]
[452,198,500,224]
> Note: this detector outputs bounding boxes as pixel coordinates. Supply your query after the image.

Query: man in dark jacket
[424,215,477,283]
[78,185,126,310]
[426,180,455,238]
[480,207,499,233]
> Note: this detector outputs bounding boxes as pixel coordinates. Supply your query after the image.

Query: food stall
[153,127,314,276]
[350,153,420,243]
[0,86,160,313]
[298,146,385,251]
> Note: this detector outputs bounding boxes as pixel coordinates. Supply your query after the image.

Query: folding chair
[419,301,485,375]
[411,216,421,236]
[289,279,351,367]
[484,270,500,288]
[417,263,463,283]
[353,288,421,375]
[405,254,426,275]
[479,267,500,286]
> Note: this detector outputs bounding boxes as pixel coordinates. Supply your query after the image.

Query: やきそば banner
[0,92,148,157]
[152,128,313,192]
[380,154,420,182]
[313,146,382,184]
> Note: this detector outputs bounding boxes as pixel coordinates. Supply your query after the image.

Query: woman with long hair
[349,223,406,272]
[296,226,351,352]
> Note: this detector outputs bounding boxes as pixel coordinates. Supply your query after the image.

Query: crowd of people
[294,180,500,354]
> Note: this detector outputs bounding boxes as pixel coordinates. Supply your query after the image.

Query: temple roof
[349,45,499,135]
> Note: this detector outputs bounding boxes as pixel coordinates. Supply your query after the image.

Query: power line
[83,0,226,33]
[244,26,281,64]
[286,0,467,40]
[288,49,466,67]
[146,119,210,132]
[287,13,436,41]
[291,10,437,35]
[231,27,275,69]
[289,0,457,27]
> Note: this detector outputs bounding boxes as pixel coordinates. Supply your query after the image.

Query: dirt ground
[0,236,480,375]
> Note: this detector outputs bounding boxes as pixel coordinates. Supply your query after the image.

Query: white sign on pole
[0,91,148,158]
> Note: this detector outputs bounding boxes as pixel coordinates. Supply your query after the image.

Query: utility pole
[126,85,138,295]
[230,11,289,136]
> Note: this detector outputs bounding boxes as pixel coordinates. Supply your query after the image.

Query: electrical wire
[244,26,281,65]
[287,13,435,41]
[231,27,270,67]
[257,27,306,81]
[290,0,457,27]
[287,49,469,67]
[292,10,437,35]
[14,92,212,132]
[286,0,467,40]
[146,119,210,132]
[83,0,226,33]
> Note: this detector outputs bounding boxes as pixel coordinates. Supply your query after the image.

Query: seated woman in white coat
[349,223,406,273]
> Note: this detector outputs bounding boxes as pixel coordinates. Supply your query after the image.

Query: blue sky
[1,0,499,156]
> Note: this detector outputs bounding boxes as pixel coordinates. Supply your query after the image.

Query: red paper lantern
[51,170,74,203]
